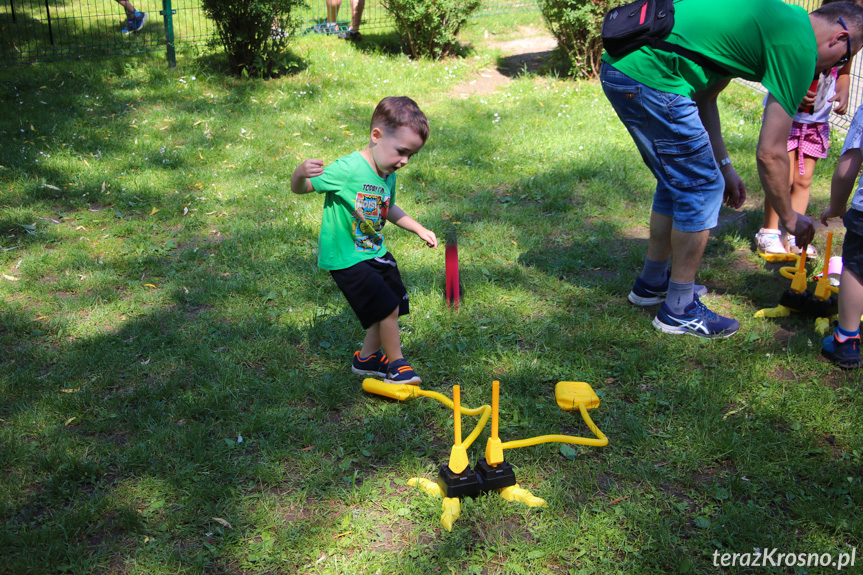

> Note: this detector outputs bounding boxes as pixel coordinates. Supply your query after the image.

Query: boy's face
[370,125,425,176]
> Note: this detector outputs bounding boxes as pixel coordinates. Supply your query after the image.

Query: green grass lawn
[1,10,861,575]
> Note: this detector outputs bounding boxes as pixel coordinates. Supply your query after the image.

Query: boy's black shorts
[330,252,409,329]
[843,209,863,278]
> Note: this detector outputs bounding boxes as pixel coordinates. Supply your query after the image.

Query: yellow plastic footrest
[758,250,797,263]
[555,382,600,411]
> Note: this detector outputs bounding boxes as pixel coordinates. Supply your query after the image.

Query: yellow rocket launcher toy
[362,378,608,531]
[755,232,839,331]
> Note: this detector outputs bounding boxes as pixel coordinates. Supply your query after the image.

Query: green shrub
[539,0,622,79]
[201,0,306,77]
[380,0,482,60]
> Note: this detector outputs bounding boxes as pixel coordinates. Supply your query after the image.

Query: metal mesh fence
[296,0,539,34]
[1,0,174,62]
[0,0,539,66]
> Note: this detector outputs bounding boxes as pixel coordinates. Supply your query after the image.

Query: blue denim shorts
[600,63,724,232]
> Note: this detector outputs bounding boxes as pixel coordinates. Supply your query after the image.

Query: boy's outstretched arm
[291,159,324,194]
[822,149,863,224]
[387,204,438,248]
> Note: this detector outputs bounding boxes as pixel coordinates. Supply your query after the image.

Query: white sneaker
[755,228,796,262]
[756,228,786,254]
[787,234,817,257]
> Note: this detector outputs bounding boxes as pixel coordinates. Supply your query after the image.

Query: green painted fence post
[161,0,177,68]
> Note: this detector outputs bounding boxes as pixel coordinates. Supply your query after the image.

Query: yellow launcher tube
[814,232,840,301]
[491,380,499,439]
[822,232,833,277]
[780,253,808,294]
[453,386,462,446]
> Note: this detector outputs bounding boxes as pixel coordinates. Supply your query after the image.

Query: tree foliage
[201,0,306,77]
[381,0,482,60]
[539,0,624,79]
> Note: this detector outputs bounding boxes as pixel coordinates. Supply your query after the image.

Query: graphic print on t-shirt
[352,187,390,252]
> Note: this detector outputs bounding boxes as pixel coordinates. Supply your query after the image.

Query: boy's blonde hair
[370,96,430,144]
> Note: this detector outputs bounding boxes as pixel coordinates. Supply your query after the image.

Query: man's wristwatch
[718,157,732,168]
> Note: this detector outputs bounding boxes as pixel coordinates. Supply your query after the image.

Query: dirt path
[452,27,557,98]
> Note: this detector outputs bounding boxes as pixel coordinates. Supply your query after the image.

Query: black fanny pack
[601,0,730,76]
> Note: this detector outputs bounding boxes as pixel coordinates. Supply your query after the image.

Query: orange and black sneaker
[384,358,421,385]
[351,350,388,378]
[822,331,861,369]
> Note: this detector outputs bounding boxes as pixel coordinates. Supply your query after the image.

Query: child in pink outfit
[756,63,852,259]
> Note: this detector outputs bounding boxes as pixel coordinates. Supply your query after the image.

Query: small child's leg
[837,267,863,334]
[353,316,392,378]
[377,306,422,384]
[785,155,819,255]
[359,321,382,359]
[822,267,862,368]
[377,306,403,363]
[790,155,816,215]
[116,0,137,18]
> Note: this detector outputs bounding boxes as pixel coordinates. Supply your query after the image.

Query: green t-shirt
[310,151,396,271]
[602,0,816,116]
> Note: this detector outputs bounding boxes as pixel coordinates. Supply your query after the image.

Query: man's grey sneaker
[385,358,421,385]
[652,294,739,338]
[338,29,362,41]
[121,11,147,34]
[628,273,708,306]
[821,331,861,369]
[351,350,388,378]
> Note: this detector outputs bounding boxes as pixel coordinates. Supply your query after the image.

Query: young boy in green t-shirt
[291,96,437,384]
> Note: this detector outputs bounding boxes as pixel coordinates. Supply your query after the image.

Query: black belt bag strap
[601,0,731,77]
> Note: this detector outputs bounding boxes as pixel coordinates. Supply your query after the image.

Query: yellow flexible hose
[502,403,608,448]
[363,380,607,453]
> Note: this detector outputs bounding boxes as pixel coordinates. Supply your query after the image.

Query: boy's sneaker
[821,332,862,369]
[787,234,817,257]
[384,358,421,385]
[121,11,147,34]
[351,350,388,378]
[652,295,740,338]
[628,273,708,306]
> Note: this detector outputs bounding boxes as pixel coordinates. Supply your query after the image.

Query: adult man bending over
[601,0,863,338]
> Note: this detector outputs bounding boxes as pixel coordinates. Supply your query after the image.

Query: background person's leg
[115,0,136,18]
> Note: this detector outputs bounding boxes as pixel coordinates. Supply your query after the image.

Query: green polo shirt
[603,0,816,115]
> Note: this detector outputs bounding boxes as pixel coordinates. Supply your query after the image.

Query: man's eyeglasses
[836,17,852,68]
